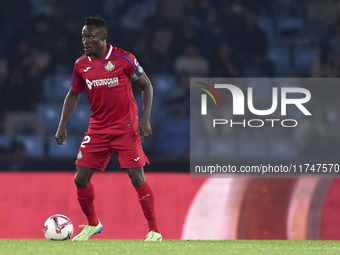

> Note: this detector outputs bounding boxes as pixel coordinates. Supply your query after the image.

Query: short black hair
[84,14,107,33]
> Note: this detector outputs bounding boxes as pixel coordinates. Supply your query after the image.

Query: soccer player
[55,15,161,242]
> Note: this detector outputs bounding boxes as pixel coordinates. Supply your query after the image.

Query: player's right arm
[55,89,80,145]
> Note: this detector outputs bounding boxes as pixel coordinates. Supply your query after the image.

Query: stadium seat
[269,138,298,158]
[42,75,54,100]
[43,74,72,102]
[150,74,184,122]
[48,135,78,157]
[68,103,91,131]
[239,138,267,158]
[257,17,274,42]
[54,74,72,100]
[267,46,291,75]
[293,47,320,74]
[36,103,62,131]
[160,116,190,156]
[15,134,44,157]
[0,134,11,149]
[208,138,237,158]
[150,74,178,99]
[243,67,266,77]
[276,16,305,37]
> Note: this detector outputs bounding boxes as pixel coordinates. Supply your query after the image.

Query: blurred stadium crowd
[0,0,340,162]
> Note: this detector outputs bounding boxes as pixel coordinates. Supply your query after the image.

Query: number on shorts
[81,135,91,148]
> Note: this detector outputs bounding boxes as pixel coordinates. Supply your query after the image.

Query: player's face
[81,25,106,57]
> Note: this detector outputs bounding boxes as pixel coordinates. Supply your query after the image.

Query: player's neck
[93,43,108,59]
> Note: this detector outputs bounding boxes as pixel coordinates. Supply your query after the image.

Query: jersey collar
[87,43,113,61]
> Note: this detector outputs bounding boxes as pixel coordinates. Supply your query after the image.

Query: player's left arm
[135,72,153,142]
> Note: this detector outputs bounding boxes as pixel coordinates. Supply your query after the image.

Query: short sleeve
[122,52,144,81]
[70,63,86,93]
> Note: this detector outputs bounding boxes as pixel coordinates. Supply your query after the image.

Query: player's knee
[130,174,145,188]
[74,175,89,188]
[131,176,145,188]
[126,167,146,188]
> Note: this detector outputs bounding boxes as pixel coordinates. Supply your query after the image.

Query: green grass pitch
[1,240,340,255]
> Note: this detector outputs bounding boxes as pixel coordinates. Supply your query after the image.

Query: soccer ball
[43,214,74,241]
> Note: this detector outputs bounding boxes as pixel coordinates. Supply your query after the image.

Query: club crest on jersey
[105,61,115,71]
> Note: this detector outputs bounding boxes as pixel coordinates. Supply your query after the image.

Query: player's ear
[102,32,107,41]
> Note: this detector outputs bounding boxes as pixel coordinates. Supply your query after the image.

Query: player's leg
[126,167,162,241]
[72,131,112,241]
[74,166,98,226]
[113,132,161,240]
[72,166,103,241]
[74,131,112,227]
[126,166,145,188]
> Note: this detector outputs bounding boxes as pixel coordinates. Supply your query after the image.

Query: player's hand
[136,117,152,142]
[55,126,67,145]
